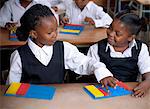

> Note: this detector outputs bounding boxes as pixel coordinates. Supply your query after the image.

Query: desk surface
[136,0,150,5]
[0,26,107,48]
[0,83,150,109]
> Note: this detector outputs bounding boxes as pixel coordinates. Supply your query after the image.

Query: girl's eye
[116,32,122,36]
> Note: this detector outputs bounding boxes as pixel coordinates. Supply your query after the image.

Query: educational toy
[59,24,84,35]
[84,81,133,99]
[9,27,18,41]
[5,82,56,100]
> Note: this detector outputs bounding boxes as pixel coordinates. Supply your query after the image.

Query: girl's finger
[135,92,145,98]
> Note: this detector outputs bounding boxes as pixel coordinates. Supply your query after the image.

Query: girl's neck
[114,45,129,53]
[20,0,32,8]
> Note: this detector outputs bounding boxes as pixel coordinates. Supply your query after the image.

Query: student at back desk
[61,0,112,28]
[0,0,54,30]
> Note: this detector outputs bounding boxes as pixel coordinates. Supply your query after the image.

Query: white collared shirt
[0,0,54,27]
[65,1,113,28]
[7,38,113,84]
[87,39,150,74]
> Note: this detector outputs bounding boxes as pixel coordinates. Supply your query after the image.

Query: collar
[28,38,53,56]
[105,39,138,52]
[16,0,35,7]
[85,1,94,11]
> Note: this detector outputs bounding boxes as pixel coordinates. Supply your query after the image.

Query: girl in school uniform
[87,11,150,97]
[7,4,113,85]
[61,0,112,28]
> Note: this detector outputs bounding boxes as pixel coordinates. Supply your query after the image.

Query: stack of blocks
[60,24,84,35]
[5,82,56,100]
[84,81,132,99]
[9,27,18,41]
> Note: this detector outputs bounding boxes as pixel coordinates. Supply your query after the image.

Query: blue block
[59,31,80,35]
[64,26,84,31]
[25,85,56,100]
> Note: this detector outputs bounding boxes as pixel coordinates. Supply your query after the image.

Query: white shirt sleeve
[93,7,113,28]
[138,43,150,74]
[64,42,113,82]
[87,43,100,61]
[0,1,12,27]
[6,50,22,85]
[55,1,66,10]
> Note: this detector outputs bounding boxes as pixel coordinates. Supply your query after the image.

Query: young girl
[61,0,112,28]
[87,11,150,97]
[7,4,113,85]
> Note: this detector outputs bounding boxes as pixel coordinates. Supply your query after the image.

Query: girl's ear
[29,30,37,39]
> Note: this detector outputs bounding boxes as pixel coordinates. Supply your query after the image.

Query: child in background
[7,4,114,85]
[50,0,73,12]
[87,11,150,97]
[0,0,54,30]
[61,0,112,28]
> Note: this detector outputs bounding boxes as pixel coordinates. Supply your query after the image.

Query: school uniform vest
[17,41,65,84]
[98,39,142,82]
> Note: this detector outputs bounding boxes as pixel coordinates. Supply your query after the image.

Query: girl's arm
[94,6,113,28]
[63,41,113,83]
[133,43,150,97]
[6,50,22,85]
[0,1,12,27]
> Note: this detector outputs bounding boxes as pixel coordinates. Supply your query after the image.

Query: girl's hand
[132,80,150,97]
[84,17,95,25]
[100,76,118,90]
[51,6,58,12]
[5,22,17,30]
[61,17,69,25]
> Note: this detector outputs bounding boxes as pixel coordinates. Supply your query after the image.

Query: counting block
[64,24,84,31]
[6,82,21,95]
[116,81,132,91]
[98,88,108,96]
[84,85,104,98]
[16,83,30,95]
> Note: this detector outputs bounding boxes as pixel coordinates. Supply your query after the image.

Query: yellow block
[85,85,104,98]
[6,82,21,95]
[60,29,80,33]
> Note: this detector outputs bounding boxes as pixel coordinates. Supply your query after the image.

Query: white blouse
[7,38,113,84]
[87,39,150,75]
